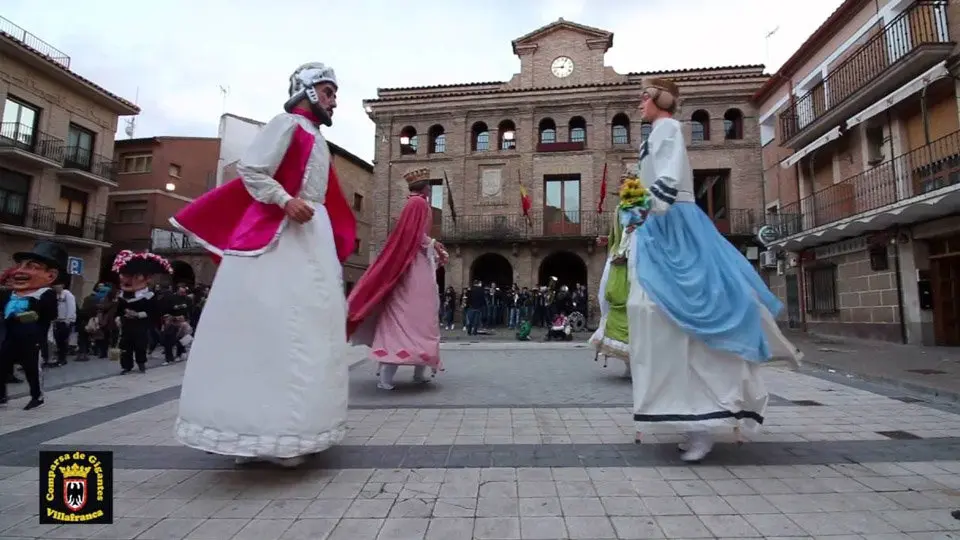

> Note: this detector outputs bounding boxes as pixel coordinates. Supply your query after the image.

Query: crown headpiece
[59,463,92,479]
[111,250,173,275]
[403,168,431,184]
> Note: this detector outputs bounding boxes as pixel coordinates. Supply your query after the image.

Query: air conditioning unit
[760,250,778,269]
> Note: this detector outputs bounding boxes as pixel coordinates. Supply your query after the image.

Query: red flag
[518,171,532,225]
[597,163,608,213]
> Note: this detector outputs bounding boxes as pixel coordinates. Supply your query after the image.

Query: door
[931,254,960,346]
[543,176,581,236]
[785,274,801,328]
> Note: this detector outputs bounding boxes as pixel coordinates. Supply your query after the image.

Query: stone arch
[538,250,587,290]
[170,260,196,286]
[470,252,513,289]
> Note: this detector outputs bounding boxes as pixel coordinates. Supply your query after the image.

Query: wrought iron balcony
[0,122,66,165]
[536,141,586,153]
[0,202,56,233]
[712,208,759,236]
[779,128,960,236]
[779,0,953,148]
[54,213,107,241]
[62,146,119,182]
[150,228,205,253]
[0,16,71,69]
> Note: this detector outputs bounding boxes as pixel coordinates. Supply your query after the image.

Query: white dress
[627,118,802,435]
[174,114,350,458]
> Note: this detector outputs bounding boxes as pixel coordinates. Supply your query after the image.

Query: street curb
[799,357,960,405]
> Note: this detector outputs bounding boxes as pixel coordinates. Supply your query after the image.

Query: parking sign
[67,257,84,275]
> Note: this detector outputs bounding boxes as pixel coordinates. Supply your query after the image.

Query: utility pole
[219,85,230,116]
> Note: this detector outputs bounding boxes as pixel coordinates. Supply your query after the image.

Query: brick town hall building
[363,19,770,321]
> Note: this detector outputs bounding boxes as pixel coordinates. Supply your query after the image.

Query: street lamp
[165,182,176,191]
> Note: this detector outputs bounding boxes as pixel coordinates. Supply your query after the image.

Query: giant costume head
[9,241,68,294]
[284,62,338,127]
[640,77,680,121]
[112,250,172,292]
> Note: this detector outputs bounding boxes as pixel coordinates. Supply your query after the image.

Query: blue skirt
[633,202,783,363]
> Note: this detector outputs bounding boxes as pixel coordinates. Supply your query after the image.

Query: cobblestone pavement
[1,343,959,539]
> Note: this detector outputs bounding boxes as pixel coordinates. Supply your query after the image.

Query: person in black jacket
[112,251,172,374]
[0,241,67,410]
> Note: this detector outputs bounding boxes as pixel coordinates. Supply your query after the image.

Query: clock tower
[511,18,613,89]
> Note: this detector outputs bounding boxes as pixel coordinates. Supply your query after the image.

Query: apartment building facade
[212,113,373,286]
[364,19,769,322]
[0,17,139,297]
[755,0,960,346]
[105,136,220,286]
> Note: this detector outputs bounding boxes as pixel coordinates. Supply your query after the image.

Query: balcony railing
[778,128,960,235]
[0,202,56,232]
[54,213,107,241]
[0,122,66,163]
[150,228,204,252]
[400,207,758,242]
[0,16,71,69]
[780,0,950,142]
[63,146,119,181]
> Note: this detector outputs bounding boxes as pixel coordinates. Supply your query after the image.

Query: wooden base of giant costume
[169,68,359,465]
[626,97,802,462]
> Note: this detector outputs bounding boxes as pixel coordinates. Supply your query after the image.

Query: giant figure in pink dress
[347,167,449,390]
[169,62,357,467]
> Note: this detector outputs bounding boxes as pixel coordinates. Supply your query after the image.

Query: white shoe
[680,432,714,462]
[377,382,395,390]
[266,456,306,468]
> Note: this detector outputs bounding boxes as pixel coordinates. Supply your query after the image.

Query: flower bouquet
[612,176,651,263]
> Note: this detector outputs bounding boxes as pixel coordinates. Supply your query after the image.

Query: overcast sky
[5,0,843,163]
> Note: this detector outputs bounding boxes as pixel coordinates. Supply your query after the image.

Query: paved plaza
[1,342,959,539]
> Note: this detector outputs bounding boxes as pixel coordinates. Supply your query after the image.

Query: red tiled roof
[0,31,140,115]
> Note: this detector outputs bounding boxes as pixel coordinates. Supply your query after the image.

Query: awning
[845,60,950,128]
[780,126,843,169]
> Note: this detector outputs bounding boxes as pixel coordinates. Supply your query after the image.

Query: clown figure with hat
[169,62,357,467]
[112,250,172,374]
[626,78,803,462]
[347,167,448,390]
[0,241,68,409]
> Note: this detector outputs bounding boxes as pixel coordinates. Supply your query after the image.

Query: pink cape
[171,118,356,265]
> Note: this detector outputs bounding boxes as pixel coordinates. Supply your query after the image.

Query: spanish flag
[518,171,532,225]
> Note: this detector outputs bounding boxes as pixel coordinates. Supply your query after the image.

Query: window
[869,243,890,271]
[65,124,95,169]
[611,113,630,145]
[723,109,744,140]
[345,281,355,294]
[399,126,418,155]
[353,193,364,212]
[114,200,147,223]
[55,186,89,235]
[428,180,443,238]
[1,97,39,147]
[353,238,361,254]
[865,124,885,165]
[544,175,581,235]
[640,122,652,140]
[428,125,445,154]
[168,163,182,177]
[806,265,838,314]
[120,153,152,174]
[568,116,587,144]
[498,120,516,150]
[471,122,489,151]
[538,118,557,144]
[694,170,729,220]
[0,167,30,226]
[691,110,711,142]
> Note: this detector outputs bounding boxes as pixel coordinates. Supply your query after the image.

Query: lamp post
[165,182,176,192]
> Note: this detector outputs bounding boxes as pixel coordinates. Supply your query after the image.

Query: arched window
[399,126,417,155]
[569,116,586,144]
[724,109,744,140]
[691,110,710,142]
[640,122,652,141]
[538,118,557,144]
[472,122,490,151]
[428,124,445,154]
[498,120,516,150]
[611,113,630,145]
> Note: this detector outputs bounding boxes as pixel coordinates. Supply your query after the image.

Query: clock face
[551,56,574,78]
